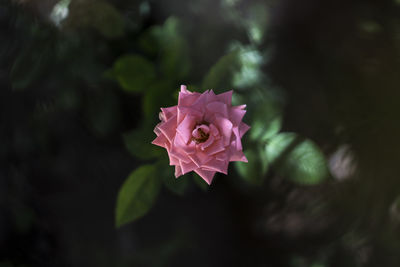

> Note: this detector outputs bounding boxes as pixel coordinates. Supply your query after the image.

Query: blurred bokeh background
[1,0,400,266]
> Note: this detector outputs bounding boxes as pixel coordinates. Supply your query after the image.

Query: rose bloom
[152,85,250,185]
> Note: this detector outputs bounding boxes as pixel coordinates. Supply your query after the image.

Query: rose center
[192,124,210,144]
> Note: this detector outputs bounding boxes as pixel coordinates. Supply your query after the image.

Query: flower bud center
[192,124,210,144]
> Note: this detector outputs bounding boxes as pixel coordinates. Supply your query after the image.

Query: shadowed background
[1,0,400,266]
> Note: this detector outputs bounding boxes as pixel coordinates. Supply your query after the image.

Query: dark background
[1,0,400,266]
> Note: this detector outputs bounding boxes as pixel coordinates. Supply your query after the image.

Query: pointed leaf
[115,165,161,227]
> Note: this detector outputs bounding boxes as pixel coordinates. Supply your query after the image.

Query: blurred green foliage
[116,165,161,228]
[7,0,400,266]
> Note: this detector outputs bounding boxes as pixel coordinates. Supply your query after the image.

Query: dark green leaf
[115,165,161,228]
[202,51,240,93]
[266,133,329,185]
[110,54,156,93]
[235,147,268,185]
[123,123,163,160]
[142,81,176,119]
[142,17,191,80]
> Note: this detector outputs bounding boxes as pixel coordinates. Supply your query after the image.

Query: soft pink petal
[177,107,203,125]
[180,85,189,93]
[176,115,196,144]
[229,107,246,126]
[178,86,200,107]
[174,135,196,154]
[202,159,228,174]
[180,160,197,174]
[151,134,168,148]
[209,123,219,136]
[158,115,177,143]
[169,145,191,164]
[175,165,183,177]
[216,90,233,105]
[161,106,177,121]
[206,90,218,103]
[232,126,242,151]
[239,122,250,138]
[191,90,209,112]
[200,134,214,150]
[188,154,202,167]
[195,150,211,164]
[228,142,248,162]
[204,139,225,155]
[215,151,228,161]
[206,102,228,117]
[214,116,233,146]
[195,169,216,185]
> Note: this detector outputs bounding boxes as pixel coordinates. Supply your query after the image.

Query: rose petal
[158,114,177,143]
[217,90,232,105]
[204,139,225,155]
[203,159,228,174]
[176,115,196,144]
[180,160,197,174]
[191,90,209,112]
[232,126,242,151]
[206,102,228,117]
[200,134,214,150]
[214,116,233,146]
[151,134,168,148]
[175,165,183,177]
[239,122,250,138]
[206,90,218,103]
[194,169,216,185]
[174,135,196,154]
[161,106,177,121]
[229,106,246,126]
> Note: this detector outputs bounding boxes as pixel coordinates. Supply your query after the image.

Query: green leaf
[235,147,268,185]
[115,165,161,228]
[202,51,241,93]
[142,81,176,119]
[245,3,269,44]
[248,89,283,143]
[266,133,329,185]
[123,123,163,160]
[142,17,191,80]
[110,54,156,93]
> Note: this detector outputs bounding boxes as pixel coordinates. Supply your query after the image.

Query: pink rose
[152,85,250,185]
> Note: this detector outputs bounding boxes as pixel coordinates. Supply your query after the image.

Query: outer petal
[206,102,228,117]
[151,134,168,148]
[195,169,216,185]
[228,141,248,162]
[216,90,233,105]
[160,106,177,121]
[232,126,242,151]
[229,106,246,126]
[202,159,228,174]
[180,160,197,174]
[239,122,250,138]
[175,165,183,177]
[214,116,233,146]
[176,115,196,144]
[158,114,177,143]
